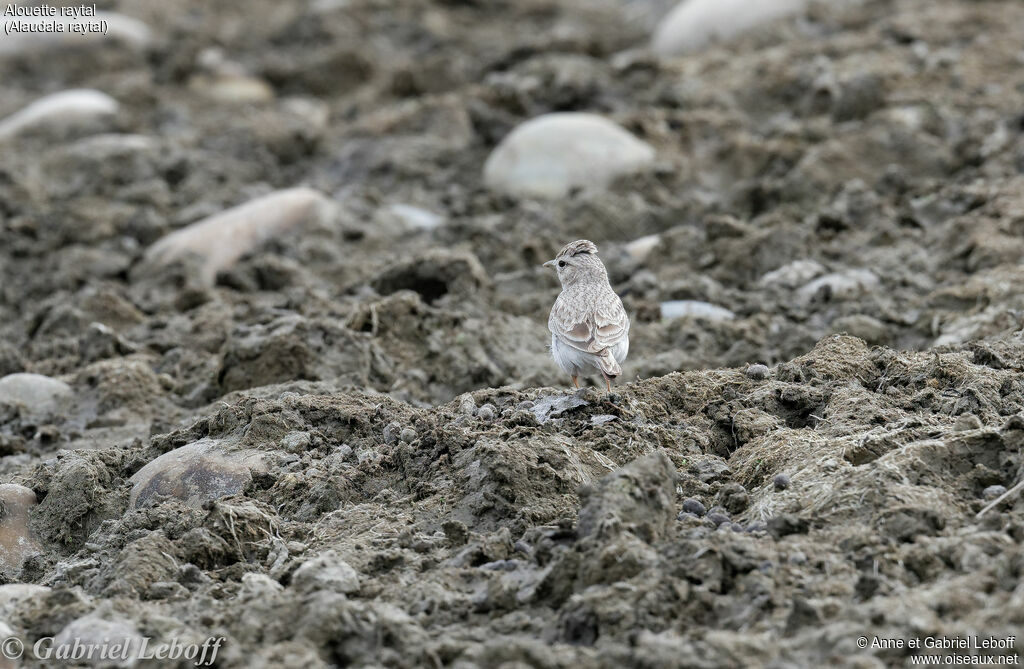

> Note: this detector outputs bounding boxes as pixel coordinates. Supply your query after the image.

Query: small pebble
[747,521,768,533]
[746,364,770,381]
[953,414,983,432]
[660,300,735,322]
[513,541,531,555]
[382,422,402,444]
[399,427,417,444]
[773,474,791,491]
[718,482,749,513]
[707,512,730,526]
[476,404,495,421]
[983,485,1006,500]
[676,511,699,521]
[458,394,477,416]
[681,498,706,517]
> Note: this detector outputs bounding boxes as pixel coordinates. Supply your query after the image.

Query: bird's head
[544,239,607,286]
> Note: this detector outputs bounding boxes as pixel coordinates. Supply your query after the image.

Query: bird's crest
[556,239,598,259]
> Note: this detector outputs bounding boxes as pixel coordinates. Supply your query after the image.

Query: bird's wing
[549,289,629,355]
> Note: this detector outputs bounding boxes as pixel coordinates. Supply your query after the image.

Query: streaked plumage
[544,240,630,391]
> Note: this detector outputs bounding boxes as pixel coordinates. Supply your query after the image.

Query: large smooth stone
[0,373,72,416]
[129,439,267,509]
[483,113,655,199]
[0,484,41,574]
[0,89,118,142]
[652,0,807,56]
[141,187,335,285]
[0,12,152,56]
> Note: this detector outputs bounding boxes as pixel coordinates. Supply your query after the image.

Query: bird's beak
[543,259,556,268]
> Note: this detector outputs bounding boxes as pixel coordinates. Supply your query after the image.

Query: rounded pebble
[983,485,1006,500]
[746,364,770,381]
[476,404,495,421]
[399,427,417,444]
[707,512,730,526]
[682,498,706,516]
[291,550,360,594]
[458,394,477,416]
[773,474,791,491]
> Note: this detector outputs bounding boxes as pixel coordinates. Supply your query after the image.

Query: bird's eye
[558,260,566,268]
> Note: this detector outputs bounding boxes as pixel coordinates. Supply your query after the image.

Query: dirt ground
[2,0,1024,667]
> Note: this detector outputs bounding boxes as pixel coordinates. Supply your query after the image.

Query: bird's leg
[602,374,611,393]
[571,376,579,389]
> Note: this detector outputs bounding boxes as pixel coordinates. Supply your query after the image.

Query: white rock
[63,133,155,154]
[238,572,284,599]
[0,583,49,619]
[624,234,662,262]
[483,113,655,199]
[0,89,118,142]
[758,259,827,288]
[660,300,736,322]
[129,438,267,509]
[54,616,145,667]
[652,0,807,56]
[281,97,330,132]
[0,373,72,415]
[189,74,275,104]
[386,203,446,231]
[291,550,360,594]
[141,187,335,285]
[797,269,879,303]
[933,308,999,348]
[0,12,152,56]
[0,485,41,574]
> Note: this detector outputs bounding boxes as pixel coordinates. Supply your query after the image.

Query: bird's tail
[597,349,621,378]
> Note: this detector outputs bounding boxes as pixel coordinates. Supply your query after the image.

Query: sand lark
[544,240,630,392]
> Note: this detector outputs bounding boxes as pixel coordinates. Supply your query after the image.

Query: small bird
[544,240,630,392]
